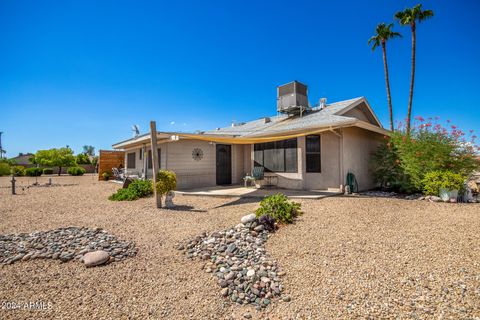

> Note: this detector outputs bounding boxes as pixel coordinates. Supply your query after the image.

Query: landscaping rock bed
[177,215,289,309]
[0,227,137,266]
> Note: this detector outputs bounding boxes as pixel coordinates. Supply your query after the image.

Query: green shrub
[108,188,140,201]
[12,166,26,176]
[109,179,153,201]
[155,170,177,195]
[25,167,43,177]
[43,168,54,174]
[67,166,86,176]
[422,170,465,196]
[255,193,302,224]
[0,163,10,176]
[102,172,111,180]
[129,179,154,198]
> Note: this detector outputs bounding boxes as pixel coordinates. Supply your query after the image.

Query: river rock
[241,214,256,224]
[83,250,110,267]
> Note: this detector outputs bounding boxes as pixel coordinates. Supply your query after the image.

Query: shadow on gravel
[214,197,260,209]
[166,205,207,213]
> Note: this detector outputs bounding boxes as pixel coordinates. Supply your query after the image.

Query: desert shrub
[255,193,302,224]
[25,167,43,177]
[67,166,86,176]
[11,166,26,176]
[108,188,140,201]
[43,168,54,174]
[128,179,153,198]
[0,163,10,176]
[109,179,153,201]
[371,118,479,193]
[370,140,411,191]
[0,158,15,166]
[422,170,465,196]
[155,170,177,196]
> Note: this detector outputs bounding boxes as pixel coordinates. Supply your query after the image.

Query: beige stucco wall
[303,132,342,190]
[124,139,217,189]
[232,144,245,184]
[342,127,383,191]
[121,126,382,191]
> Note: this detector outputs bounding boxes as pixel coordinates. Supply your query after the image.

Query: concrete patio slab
[175,185,342,199]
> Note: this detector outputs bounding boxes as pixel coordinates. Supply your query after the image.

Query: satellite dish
[132,125,140,137]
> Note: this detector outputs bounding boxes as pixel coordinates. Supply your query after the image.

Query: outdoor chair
[112,167,125,181]
[244,166,265,188]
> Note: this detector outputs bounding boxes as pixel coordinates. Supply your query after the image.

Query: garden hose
[346,172,358,193]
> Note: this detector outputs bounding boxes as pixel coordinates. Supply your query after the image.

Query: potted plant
[102,172,111,181]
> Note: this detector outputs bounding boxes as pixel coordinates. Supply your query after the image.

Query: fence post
[150,121,162,208]
[11,174,16,195]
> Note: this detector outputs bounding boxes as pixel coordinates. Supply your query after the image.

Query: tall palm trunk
[406,22,416,135]
[381,41,394,131]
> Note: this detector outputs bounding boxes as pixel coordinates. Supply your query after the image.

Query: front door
[216,144,232,185]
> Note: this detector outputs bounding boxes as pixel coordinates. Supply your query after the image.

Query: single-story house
[112,81,388,191]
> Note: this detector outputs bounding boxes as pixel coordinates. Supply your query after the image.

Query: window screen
[147,148,161,169]
[306,135,321,172]
[127,152,136,169]
[253,138,297,173]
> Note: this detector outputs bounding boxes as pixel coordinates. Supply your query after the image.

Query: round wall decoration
[192,148,204,161]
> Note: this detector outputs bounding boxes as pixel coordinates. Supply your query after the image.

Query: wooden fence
[98,150,124,180]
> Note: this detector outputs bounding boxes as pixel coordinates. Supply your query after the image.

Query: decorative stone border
[0,227,137,266]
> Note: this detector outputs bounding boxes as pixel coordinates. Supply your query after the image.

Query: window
[306,135,321,172]
[147,148,161,169]
[254,138,297,173]
[139,148,143,160]
[127,152,136,169]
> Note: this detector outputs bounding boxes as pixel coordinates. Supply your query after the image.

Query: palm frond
[419,9,434,22]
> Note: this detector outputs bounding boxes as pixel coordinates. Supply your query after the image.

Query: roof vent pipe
[320,98,327,109]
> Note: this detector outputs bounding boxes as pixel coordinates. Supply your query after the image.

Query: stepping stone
[83,250,110,267]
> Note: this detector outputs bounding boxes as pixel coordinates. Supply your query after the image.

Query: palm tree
[82,145,95,156]
[368,23,401,131]
[395,4,434,134]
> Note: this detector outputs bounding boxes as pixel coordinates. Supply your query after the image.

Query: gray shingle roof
[204,97,366,137]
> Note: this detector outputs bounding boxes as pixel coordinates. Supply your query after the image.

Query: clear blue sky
[1,0,479,157]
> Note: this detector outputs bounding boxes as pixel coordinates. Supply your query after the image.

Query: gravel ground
[0,175,479,319]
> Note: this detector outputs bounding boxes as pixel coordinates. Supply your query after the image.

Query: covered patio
[175,185,342,199]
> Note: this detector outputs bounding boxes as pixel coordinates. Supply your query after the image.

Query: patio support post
[150,121,162,208]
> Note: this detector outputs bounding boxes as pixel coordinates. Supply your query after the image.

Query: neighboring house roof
[9,153,34,165]
[112,97,388,149]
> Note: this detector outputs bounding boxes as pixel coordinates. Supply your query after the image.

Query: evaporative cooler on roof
[276,81,310,115]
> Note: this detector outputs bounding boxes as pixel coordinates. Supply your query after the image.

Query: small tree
[35,147,77,175]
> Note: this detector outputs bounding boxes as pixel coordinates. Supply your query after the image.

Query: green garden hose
[346,172,358,193]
